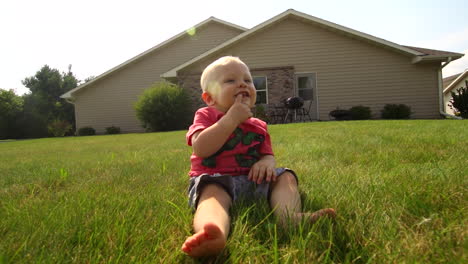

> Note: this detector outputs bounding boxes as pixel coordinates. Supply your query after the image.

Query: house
[61,9,464,134]
[443,69,468,115]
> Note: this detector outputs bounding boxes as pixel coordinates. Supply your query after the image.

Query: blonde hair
[200,56,248,93]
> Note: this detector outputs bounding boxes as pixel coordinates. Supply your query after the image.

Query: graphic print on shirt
[202,127,265,168]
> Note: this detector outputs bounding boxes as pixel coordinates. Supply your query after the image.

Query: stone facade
[250,66,295,105]
[177,73,205,112]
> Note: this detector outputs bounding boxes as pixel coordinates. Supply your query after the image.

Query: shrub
[349,105,372,120]
[381,104,412,119]
[134,82,191,132]
[48,119,72,137]
[449,81,468,118]
[254,104,269,122]
[329,108,352,120]
[78,126,96,136]
[105,126,121,134]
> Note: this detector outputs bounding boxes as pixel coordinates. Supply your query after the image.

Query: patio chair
[297,100,313,121]
[266,103,287,124]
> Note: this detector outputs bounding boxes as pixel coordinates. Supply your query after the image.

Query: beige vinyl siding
[74,22,243,133]
[182,17,441,119]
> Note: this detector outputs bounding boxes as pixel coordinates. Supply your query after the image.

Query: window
[253,76,267,104]
[296,73,316,100]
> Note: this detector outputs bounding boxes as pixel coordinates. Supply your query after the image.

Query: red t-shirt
[187,107,274,177]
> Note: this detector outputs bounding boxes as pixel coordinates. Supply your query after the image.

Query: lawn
[0,120,466,263]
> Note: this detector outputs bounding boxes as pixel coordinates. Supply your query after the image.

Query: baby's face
[206,61,256,113]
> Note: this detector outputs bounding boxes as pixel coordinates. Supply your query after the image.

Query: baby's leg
[182,184,232,257]
[269,172,336,225]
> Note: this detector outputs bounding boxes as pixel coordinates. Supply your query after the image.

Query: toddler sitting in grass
[181,56,336,257]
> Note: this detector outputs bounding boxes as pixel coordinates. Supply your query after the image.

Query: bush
[349,105,372,120]
[329,108,352,120]
[105,126,121,134]
[134,82,191,132]
[78,126,96,136]
[254,104,269,122]
[381,104,412,119]
[48,119,72,137]
[449,81,468,118]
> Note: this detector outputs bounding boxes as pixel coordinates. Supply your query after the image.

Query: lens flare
[186,27,196,36]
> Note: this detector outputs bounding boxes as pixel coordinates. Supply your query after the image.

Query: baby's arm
[192,95,252,158]
[248,155,276,184]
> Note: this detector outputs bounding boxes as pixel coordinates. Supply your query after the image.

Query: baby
[181,56,336,257]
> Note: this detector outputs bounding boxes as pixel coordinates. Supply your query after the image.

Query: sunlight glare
[186,27,196,36]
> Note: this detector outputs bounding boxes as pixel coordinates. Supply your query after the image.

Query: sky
[1,0,467,95]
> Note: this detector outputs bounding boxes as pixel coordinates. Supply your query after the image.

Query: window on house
[296,73,316,100]
[253,76,267,104]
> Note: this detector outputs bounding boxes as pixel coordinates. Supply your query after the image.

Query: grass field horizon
[1,120,466,263]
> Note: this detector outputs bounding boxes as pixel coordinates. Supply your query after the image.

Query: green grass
[0,120,466,263]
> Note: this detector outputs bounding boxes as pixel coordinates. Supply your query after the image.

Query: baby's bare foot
[181,223,226,258]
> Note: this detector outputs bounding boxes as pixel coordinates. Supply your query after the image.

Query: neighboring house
[61,9,464,134]
[443,69,468,115]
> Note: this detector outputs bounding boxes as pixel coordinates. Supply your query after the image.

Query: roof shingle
[443,72,462,89]
[403,45,463,57]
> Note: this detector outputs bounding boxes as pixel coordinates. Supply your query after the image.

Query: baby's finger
[235,94,243,103]
[241,95,250,105]
[248,165,257,181]
[269,168,277,182]
[266,168,274,182]
[256,167,266,184]
[271,170,278,182]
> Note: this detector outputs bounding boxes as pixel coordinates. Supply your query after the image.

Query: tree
[449,80,468,118]
[58,67,79,125]
[84,76,96,83]
[16,93,49,138]
[23,65,63,98]
[0,89,24,139]
[21,65,79,137]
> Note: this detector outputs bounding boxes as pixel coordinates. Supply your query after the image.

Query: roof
[443,69,468,94]
[61,9,465,99]
[161,9,464,78]
[443,72,462,88]
[61,17,247,99]
[403,46,463,57]
[403,46,464,63]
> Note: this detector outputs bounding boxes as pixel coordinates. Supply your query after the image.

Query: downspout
[438,57,462,119]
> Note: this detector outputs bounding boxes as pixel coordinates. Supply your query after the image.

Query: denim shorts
[188,168,297,209]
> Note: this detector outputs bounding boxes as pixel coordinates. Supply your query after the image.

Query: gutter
[438,57,463,119]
